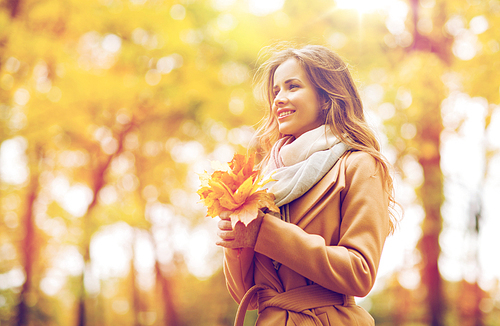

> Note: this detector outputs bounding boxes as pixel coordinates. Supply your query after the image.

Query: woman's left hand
[216,210,265,249]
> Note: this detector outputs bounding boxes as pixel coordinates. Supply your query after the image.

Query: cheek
[309,98,322,118]
[271,104,277,116]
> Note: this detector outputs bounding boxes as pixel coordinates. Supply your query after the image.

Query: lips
[277,109,295,120]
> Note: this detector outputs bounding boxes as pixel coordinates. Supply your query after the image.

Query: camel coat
[223,150,390,326]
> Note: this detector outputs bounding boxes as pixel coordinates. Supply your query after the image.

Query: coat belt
[234,284,355,326]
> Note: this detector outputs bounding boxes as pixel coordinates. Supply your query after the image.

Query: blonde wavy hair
[252,43,399,234]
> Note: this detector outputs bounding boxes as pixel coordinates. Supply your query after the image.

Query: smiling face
[272,58,324,139]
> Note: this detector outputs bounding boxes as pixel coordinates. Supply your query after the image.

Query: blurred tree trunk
[154,260,180,326]
[413,62,446,326]
[418,140,444,326]
[76,122,134,326]
[407,0,452,325]
[133,146,181,326]
[76,157,110,326]
[16,145,42,326]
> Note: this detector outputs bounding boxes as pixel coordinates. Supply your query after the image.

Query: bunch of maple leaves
[198,153,279,227]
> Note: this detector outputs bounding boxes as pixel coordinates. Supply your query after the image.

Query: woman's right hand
[216,211,235,243]
[216,210,264,249]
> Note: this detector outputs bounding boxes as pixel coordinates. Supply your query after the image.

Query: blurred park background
[1,0,500,325]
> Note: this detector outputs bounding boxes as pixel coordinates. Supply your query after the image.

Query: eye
[273,89,280,97]
[289,84,299,90]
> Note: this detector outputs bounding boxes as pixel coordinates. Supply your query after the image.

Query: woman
[216,44,397,326]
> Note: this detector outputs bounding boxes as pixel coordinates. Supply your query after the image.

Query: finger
[216,240,231,247]
[219,211,232,220]
[218,219,233,231]
[217,230,235,241]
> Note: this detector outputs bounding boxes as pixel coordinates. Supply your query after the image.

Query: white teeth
[279,111,294,118]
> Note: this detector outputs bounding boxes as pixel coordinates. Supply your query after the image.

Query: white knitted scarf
[264,125,349,207]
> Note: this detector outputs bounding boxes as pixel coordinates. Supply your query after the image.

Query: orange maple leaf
[197,153,279,225]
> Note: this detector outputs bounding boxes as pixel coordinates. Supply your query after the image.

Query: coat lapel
[289,152,350,229]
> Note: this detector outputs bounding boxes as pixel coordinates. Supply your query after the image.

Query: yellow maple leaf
[197,153,279,224]
[231,190,277,227]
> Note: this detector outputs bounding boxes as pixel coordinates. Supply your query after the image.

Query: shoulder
[344,150,378,171]
[342,150,382,184]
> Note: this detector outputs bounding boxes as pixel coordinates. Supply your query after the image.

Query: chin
[278,124,293,136]
[278,129,293,137]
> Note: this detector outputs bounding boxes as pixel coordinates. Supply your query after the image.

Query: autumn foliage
[2,0,500,325]
[198,153,279,227]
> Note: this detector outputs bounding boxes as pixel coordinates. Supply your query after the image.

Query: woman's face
[272,58,324,139]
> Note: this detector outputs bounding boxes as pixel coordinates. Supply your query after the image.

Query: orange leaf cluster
[198,153,279,227]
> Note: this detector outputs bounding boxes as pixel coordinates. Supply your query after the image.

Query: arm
[222,247,256,304]
[254,152,390,297]
[217,212,261,305]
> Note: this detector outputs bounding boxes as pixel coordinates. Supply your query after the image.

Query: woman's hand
[216,210,264,249]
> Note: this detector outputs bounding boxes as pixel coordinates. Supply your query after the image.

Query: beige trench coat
[223,150,390,326]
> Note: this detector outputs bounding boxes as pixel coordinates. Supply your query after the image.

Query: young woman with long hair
[216,44,398,326]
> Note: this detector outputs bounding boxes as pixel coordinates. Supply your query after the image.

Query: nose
[273,93,288,107]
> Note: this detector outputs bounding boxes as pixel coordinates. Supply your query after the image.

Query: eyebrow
[273,78,301,89]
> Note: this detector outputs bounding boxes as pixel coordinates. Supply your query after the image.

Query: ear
[319,101,330,123]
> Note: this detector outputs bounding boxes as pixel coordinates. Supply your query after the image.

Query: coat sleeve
[222,247,256,305]
[254,152,390,297]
